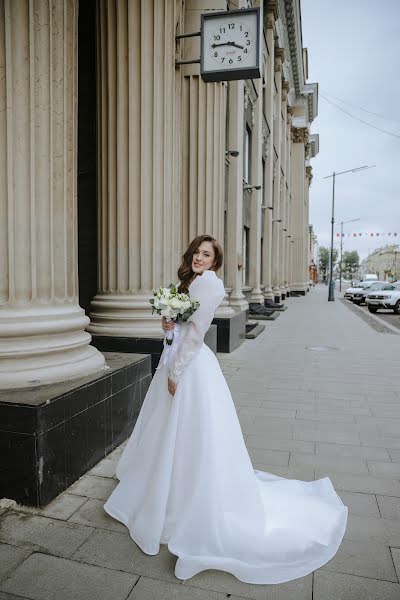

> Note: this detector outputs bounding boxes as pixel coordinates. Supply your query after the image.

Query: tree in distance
[341,250,360,279]
[318,246,338,281]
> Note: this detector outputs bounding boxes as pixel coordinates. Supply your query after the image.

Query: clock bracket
[175,31,201,67]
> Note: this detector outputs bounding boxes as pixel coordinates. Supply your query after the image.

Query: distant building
[361,245,400,281]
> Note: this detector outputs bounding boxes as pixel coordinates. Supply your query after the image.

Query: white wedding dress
[104,270,347,584]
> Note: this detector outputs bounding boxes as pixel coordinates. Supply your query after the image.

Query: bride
[104,234,347,585]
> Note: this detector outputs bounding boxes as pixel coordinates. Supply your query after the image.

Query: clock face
[201,9,260,82]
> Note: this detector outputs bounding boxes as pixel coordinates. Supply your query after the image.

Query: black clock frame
[200,7,261,83]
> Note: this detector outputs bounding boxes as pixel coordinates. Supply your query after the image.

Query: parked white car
[366,282,400,314]
[350,281,388,305]
[344,281,374,300]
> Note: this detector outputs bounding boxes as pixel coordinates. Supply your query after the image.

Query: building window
[243,226,249,286]
[243,126,251,183]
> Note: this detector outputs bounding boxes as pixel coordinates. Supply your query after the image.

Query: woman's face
[192,241,215,275]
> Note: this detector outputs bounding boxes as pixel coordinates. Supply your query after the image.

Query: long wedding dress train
[104,270,347,584]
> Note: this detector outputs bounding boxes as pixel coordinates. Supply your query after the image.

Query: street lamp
[324,164,376,301]
[338,217,361,291]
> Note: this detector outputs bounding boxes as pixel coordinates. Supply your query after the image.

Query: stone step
[245,322,266,339]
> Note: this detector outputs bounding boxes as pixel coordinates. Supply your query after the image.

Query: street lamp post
[339,217,361,291]
[324,164,376,302]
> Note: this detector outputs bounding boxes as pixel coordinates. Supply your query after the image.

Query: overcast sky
[300,0,400,260]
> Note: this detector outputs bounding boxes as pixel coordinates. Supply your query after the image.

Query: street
[1,284,400,600]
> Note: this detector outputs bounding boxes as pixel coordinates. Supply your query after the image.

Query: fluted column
[0,0,105,389]
[249,79,263,303]
[279,81,288,297]
[180,0,232,316]
[225,81,248,310]
[290,126,308,292]
[284,109,292,293]
[271,48,284,301]
[305,166,313,288]
[261,15,275,301]
[181,77,226,249]
[88,0,180,337]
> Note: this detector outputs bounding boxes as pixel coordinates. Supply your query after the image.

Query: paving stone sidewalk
[1,284,400,600]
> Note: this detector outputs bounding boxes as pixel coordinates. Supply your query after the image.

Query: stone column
[284,107,292,294]
[305,166,313,288]
[181,0,226,250]
[248,79,263,303]
[225,80,248,310]
[271,48,284,302]
[290,126,308,293]
[0,0,105,389]
[279,81,288,298]
[180,0,232,317]
[261,14,276,301]
[88,0,180,337]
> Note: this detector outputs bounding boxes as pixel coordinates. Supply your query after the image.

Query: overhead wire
[320,94,400,139]
[320,88,400,125]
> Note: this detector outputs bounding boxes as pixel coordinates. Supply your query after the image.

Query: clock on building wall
[200,7,261,83]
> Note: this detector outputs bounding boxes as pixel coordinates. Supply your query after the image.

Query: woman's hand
[168,378,177,396]
[161,316,175,332]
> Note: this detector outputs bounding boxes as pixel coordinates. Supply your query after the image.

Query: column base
[88,293,164,338]
[228,291,249,312]
[0,305,105,389]
[272,286,282,303]
[290,283,308,296]
[250,288,265,303]
[91,324,218,374]
[0,353,151,507]
[263,287,274,301]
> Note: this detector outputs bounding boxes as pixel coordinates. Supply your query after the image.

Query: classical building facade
[0,0,318,505]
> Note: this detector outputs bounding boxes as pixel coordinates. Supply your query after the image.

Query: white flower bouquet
[150,284,200,345]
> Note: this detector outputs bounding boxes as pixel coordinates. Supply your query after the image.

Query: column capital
[291,126,309,144]
[306,165,313,185]
[265,1,279,22]
[274,48,285,71]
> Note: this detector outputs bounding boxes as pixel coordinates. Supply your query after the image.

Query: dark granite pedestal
[212,311,246,353]
[0,352,151,507]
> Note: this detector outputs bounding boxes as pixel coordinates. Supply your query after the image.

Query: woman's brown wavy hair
[178,234,223,293]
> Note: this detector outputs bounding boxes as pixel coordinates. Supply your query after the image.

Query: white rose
[162,306,175,318]
[154,298,167,310]
[169,297,182,310]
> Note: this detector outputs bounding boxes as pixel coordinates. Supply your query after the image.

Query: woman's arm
[167,271,225,390]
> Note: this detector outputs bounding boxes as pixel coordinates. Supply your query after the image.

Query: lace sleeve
[168,271,225,385]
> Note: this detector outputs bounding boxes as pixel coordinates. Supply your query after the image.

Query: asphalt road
[340,297,400,332]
